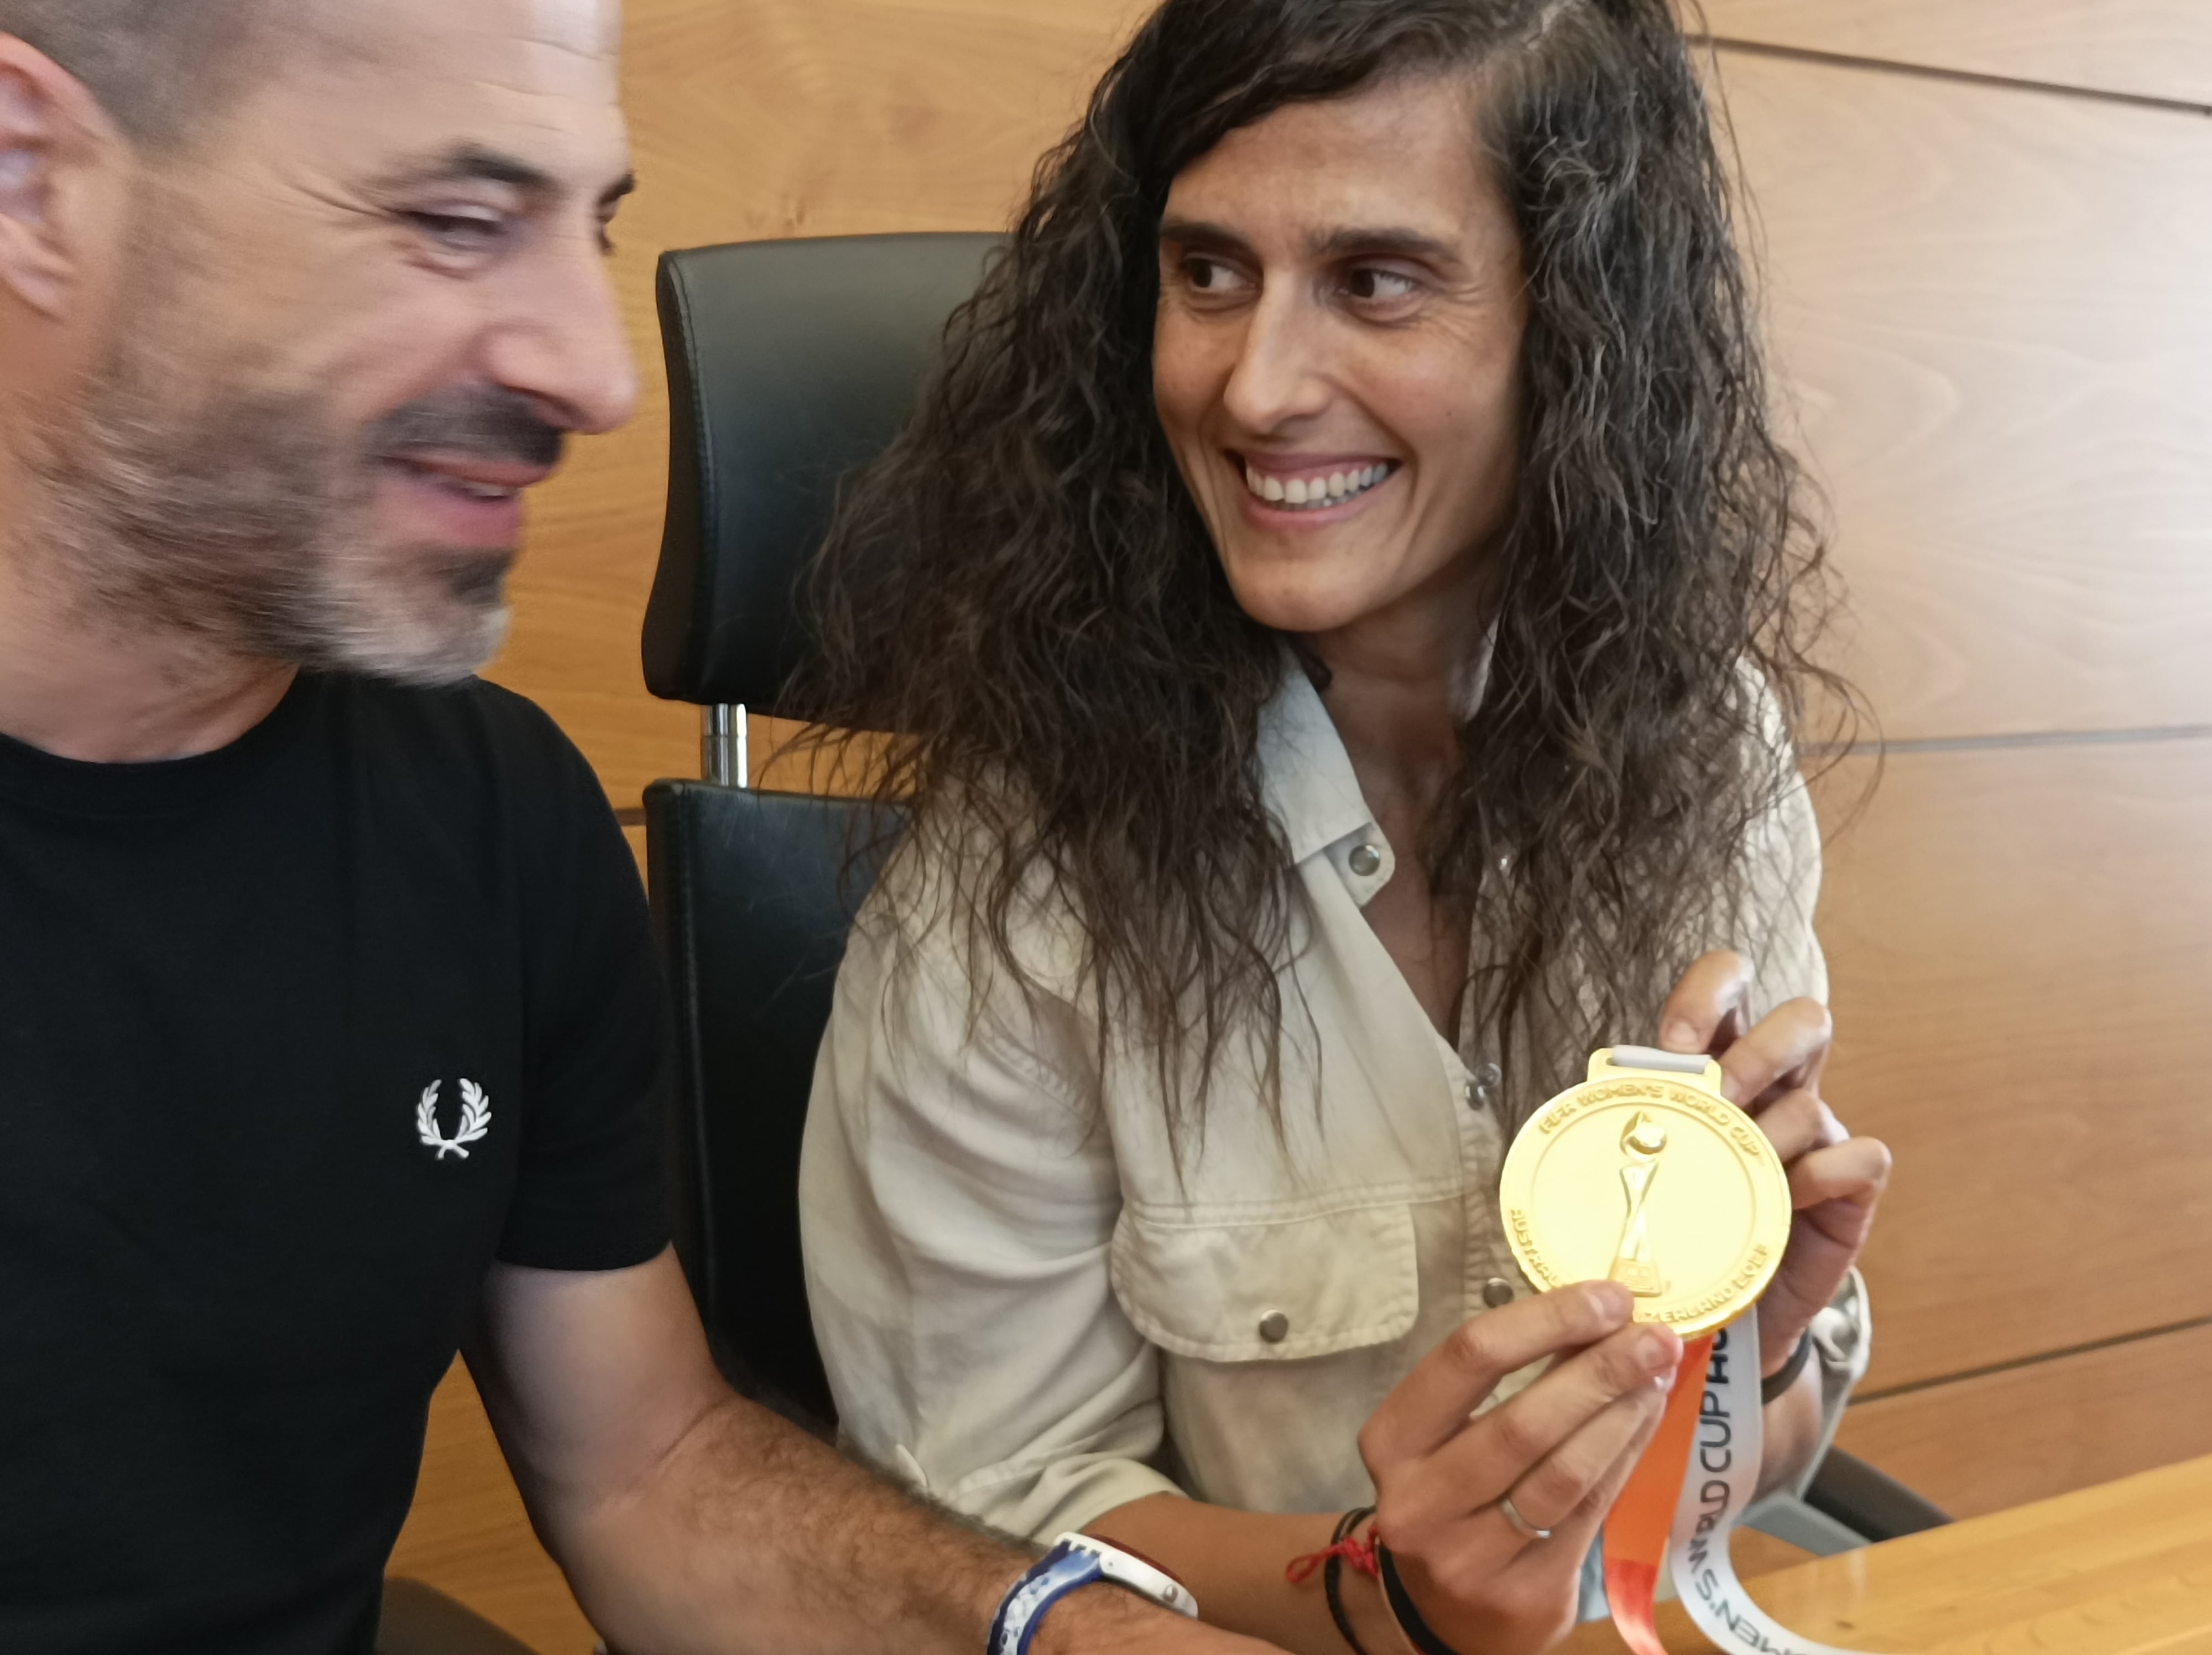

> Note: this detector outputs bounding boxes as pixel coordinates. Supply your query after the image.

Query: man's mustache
[368,387,566,471]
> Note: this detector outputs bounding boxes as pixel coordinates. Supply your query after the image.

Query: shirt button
[1258,1310,1291,1344]
[1483,1278,1516,1308]
[1348,844,1383,877]
[1475,1062,1503,1089]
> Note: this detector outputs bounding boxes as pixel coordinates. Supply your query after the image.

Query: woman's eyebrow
[1157,216,1465,270]
[1309,226,1464,266]
[1157,216,1255,256]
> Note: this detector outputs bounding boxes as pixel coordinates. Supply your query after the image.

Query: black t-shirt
[0,674,669,1654]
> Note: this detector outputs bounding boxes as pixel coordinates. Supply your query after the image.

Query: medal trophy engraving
[1608,1112,1668,1297]
[1497,1045,1787,1337]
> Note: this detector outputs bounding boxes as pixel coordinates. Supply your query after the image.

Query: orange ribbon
[1601,1333,1717,1655]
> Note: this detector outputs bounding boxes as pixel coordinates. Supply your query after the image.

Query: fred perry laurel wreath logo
[416,1079,492,1161]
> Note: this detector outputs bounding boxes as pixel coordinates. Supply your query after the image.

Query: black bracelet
[1761,1329,1816,1404]
[1323,1506,1378,1655]
[1375,1541,1466,1655]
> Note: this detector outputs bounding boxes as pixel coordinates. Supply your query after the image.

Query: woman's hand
[1656,951,1892,1374]
[1359,1282,1681,1655]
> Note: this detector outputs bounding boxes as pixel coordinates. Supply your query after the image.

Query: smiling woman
[795,3,1886,1654]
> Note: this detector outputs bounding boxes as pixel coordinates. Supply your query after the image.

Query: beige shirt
[801,667,1869,1542]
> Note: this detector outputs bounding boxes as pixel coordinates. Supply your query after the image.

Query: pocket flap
[1109,1202,1419,1362]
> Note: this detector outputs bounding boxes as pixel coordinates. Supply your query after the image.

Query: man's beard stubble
[20,299,564,688]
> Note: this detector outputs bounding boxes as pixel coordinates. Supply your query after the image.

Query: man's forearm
[550,1391,1256,1655]
[469,1257,1270,1655]
[551,1391,1018,1655]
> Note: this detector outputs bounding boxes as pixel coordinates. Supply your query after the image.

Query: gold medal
[1498,1047,1789,1337]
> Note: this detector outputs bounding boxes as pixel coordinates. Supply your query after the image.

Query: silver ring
[1497,1492,1552,1542]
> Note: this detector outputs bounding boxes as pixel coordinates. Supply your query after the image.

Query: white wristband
[1049,1533,1200,1618]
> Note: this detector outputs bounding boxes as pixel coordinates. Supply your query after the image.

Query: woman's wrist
[1374,1543,1469,1655]
[1340,1545,1415,1655]
[1759,1328,1815,1398]
[1288,1507,1415,1655]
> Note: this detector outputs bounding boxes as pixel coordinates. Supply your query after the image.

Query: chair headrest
[641,233,1001,713]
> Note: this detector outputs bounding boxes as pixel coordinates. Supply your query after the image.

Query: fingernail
[1661,1019,1698,1051]
[1637,1330,1678,1371]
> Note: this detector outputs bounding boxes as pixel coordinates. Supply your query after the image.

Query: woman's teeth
[1243,462,1392,510]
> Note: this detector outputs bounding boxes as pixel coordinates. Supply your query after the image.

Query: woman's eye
[1183,256,1250,294]
[1345,268,1420,303]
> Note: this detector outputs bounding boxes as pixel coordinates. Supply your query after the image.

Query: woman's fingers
[1362,1283,1635,1469]
[1752,1088,1846,1163]
[1715,997,1832,1110]
[1495,1371,1671,1534]
[1787,1136,1892,1211]
[1380,1362,1673,1638]
[1390,1319,1681,1530]
[1657,951,1752,1055]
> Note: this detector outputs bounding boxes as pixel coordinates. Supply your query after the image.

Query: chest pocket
[1108,1201,1419,1363]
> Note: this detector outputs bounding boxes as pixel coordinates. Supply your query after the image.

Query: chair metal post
[703,704,749,788]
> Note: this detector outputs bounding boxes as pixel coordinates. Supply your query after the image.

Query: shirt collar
[1257,661,1380,866]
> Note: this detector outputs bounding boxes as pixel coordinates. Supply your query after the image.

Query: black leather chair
[637,231,1948,1545]
[643,233,998,1431]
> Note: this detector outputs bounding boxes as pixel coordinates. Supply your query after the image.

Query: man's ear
[0,35,126,321]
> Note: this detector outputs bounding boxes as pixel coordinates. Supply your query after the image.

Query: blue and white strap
[989,1540,1112,1655]
[988,1535,1199,1655]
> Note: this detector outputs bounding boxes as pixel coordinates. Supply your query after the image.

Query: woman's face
[1154,72,1527,644]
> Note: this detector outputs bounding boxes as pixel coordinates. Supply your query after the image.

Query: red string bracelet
[1286,1519,1381,1584]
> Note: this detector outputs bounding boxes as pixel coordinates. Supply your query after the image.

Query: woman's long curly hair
[800,0,1850,1151]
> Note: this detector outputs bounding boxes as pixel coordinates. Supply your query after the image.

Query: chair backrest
[645,782,900,1428]
[642,233,1001,712]
[643,235,995,1428]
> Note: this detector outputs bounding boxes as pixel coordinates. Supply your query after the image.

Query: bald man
[0,6,1272,1652]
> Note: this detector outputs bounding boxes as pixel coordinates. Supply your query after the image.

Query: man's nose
[483,231,640,438]
[1220,288,1333,434]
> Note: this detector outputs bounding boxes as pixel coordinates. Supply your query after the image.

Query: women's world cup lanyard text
[1603,1310,1882,1655]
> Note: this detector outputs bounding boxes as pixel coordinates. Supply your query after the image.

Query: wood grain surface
[1717,47,2212,742]
[1697,0,2212,108]
[1812,739,2212,1393]
[1837,1320,2212,1523]
[570,1,2212,1423]
[482,0,1145,808]
[491,10,2212,800]
[388,1361,598,1655]
[1557,1453,2212,1655]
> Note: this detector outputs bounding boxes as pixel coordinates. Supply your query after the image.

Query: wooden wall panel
[389,1362,598,1655]
[491,12,2212,798]
[1716,50,2212,742]
[1837,1322,2212,1522]
[1697,0,2212,108]
[1812,739,2212,1394]
[484,0,1145,806]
